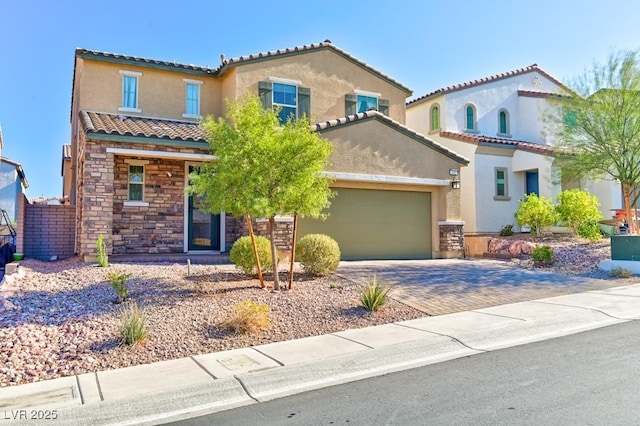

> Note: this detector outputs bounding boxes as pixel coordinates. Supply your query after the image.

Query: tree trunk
[246,214,265,288]
[268,216,280,291]
[288,213,298,290]
[622,183,634,234]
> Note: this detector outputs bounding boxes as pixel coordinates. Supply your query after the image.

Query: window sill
[493,196,511,201]
[119,107,142,113]
[464,129,479,134]
[124,201,149,207]
[182,113,202,119]
[497,132,512,138]
[428,128,441,135]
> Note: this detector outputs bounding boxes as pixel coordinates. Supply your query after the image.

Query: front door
[526,171,539,196]
[188,166,220,251]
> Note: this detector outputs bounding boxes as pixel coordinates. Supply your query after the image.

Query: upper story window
[119,70,142,113]
[259,78,310,124]
[345,90,389,116]
[430,104,440,131]
[564,109,577,127]
[465,104,477,132]
[124,159,149,207]
[183,79,203,118]
[498,109,510,137]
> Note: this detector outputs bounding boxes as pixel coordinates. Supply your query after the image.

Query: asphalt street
[170,320,640,426]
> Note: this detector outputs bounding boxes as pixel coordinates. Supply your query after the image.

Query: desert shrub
[107,271,131,303]
[296,234,341,276]
[119,302,148,345]
[610,266,633,278]
[515,194,557,238]
[531,245,554,267]
[499,224,514,236]
[96,234,109,267]
[360,276,391,312]
[556,189,603,240]
[224,300,271,334]
[230,236,276,275]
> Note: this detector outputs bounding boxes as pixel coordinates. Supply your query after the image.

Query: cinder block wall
[24,204,75,260]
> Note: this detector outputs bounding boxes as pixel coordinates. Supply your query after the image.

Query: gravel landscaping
[0,234,633,388]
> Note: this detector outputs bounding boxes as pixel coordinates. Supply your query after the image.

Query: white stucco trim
[322,171,450,187]
[268,76,302,85]
[354,89,382,98]
[182,78,203,85]
[106,148,216,161]
[438,220,465,225]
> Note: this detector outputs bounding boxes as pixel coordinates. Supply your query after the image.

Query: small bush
[531,245,554,267]
[499,224,514,236]
[296,234,341,276]
[224,300,271,334]
[107,271,131,303]
[576,221,602,241]
[556,189,603,240]
[610,267,633,278]
[515,194,557,239]
[360,276,391,312]
[230,236,276,275]
[119,302,148,346]
[96,234,109,267]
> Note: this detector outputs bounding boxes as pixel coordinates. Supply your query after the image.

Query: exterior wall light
[451,180,461,189]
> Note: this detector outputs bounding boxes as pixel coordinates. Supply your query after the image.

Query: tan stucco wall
[75,59,222,120]
[227,50,408,123]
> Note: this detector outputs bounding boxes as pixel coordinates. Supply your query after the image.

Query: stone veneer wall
[439,223,464,252]
[225,215,294,252]
[24,204,75,260]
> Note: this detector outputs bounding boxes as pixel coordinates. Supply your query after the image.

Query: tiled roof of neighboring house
[407,64,572,106]
[218,40,412,95]
[314,111,469,165]
[518,90,571,99]
[1,157,29,188]
[75,48,216,74]
[439,131,555,155]
[80,111,208,142]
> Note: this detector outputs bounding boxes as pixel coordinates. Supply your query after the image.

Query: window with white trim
[124,159,149,205]
[465,104,477,132]
[273,83,297,123]
[183,79,202,118]
[119,70,142,112]
[430,104,440,131]
[357,95,378,113]
[498,109,510,136]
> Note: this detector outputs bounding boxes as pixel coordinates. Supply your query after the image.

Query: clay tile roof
[313,111,469,165]
[80,111,207,142]
[439,131,555,156]
[408,64,572,106]
[75,48,216,74]
[1,157,29,188]
[219,40,412,95]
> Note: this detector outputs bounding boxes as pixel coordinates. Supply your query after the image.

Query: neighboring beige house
[69,40,468,261]
[406,64,621,234]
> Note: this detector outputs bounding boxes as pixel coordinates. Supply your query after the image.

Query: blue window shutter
[378,98,389,116]
[259,81,272,109]
[298,86,310,120]
[345,94,357,115]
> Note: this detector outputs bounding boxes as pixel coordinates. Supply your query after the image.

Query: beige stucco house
[69,41,468,261]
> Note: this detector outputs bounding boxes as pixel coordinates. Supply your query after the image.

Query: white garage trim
[106,147,216,161]
[322,171,450,186]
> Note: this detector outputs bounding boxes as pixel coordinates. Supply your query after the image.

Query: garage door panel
[298,188,431,260]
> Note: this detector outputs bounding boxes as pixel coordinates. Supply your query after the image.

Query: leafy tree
[515,193,557,238]
[555,189,603,240]
[188,94,333,291]
[548,50,640,233]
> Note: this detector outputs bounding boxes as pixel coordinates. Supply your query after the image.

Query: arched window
[465,104,476,131]
[430,104,440,131]
[498,109,509,135]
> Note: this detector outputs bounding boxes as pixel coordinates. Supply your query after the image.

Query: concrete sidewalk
[1,283,639,425]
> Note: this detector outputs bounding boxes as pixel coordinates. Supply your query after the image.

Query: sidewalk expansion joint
[190,356,218,380]
[590,291,640,299]
[75,375,84,405]
[330,333,375,349]
[94,371,104,402]
[393,323,488,353]
[532,300,632,321]
[469,310,527,322]
[233,375,260,403]
[250,348,285,367]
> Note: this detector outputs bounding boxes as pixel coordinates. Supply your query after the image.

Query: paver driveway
[336,258,627,315]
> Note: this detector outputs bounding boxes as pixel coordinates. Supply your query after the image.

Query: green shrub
[499,224,514,236]
[107,271,131,303]
[360,276,391,312]
[531,245,554,267]
[223,300,271,334]
[230,236,276,275]
[119,302,148,346]
[515,194,557,238]
[610,266,633,278]
[556,189,603,240]
[296,234,341,276]
[96,234,109,267]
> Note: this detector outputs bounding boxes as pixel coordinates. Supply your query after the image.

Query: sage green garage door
[298,188,432,260]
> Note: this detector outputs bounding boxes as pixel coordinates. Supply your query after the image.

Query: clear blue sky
[2,0,640,198]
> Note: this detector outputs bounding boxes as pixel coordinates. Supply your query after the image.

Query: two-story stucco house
[69,41,468,262]
[406,64,621,234]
